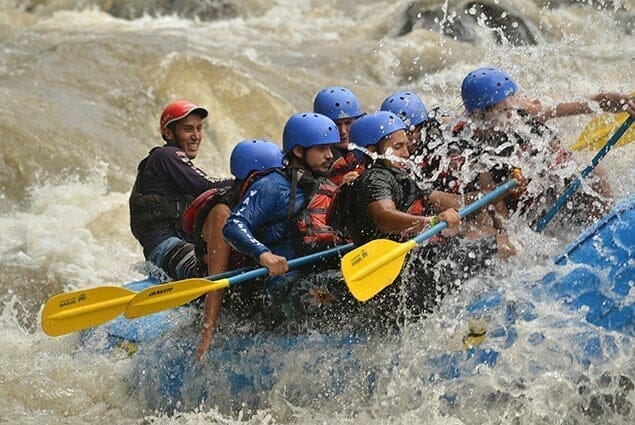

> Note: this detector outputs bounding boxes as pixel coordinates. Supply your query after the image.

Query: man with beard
[342,111,512,325]
[223,112,351,328]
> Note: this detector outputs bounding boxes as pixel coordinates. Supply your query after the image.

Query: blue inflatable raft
[79,195,634,413]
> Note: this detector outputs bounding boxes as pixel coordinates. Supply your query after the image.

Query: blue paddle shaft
[414,180,518,244]
[535,116,633,233]
[226,242,355,287]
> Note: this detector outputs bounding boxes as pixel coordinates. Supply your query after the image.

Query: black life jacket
[392,166,432,216]
[129,147,194,243]
[331,165,431,240]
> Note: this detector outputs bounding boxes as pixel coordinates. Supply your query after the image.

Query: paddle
[571,92,634,152]
[341,180,518,302]
[41,267,250,337]
[534,116,633,233]
[124,242,355,319]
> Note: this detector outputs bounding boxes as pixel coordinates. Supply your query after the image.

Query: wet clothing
[223,169,308,263]
[130,144,222,279]
[407,115,466,193]
[453,111,609,228]
[223,167,355,322]
[329,148,366,186]
[147,237,199,280]
[339,161,499,327]
[292,178,350,257]
[184,186,240,266]
[366,235,498,325]
[345,163,432,246]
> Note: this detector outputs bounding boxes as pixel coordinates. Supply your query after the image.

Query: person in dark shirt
[456,66,633,232]
[343,111,509,323]
[129,99,226,280]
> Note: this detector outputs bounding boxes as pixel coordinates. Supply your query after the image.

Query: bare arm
[367,198,460,239]
[530,92,635,123]
[197,203,232,361]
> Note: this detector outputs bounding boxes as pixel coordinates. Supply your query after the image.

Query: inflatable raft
[79,194,634,413]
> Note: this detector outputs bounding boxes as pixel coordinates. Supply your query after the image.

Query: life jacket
[181,176,269,270]
[292,177,350,256]
[329,148,366,186]
[129,147,194,243]
[398,171,432,216]
[452,112,568,214]
[244,167,350,257]
[182,187,231,235]
[331,164,432,243]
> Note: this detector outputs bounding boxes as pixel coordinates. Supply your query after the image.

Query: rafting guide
[129,100,227,281]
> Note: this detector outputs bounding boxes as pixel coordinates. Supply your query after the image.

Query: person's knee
[162,241,200,280]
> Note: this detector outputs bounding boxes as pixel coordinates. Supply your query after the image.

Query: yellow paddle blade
[124,278,230,319]
[341,239,416,302]
[41,286,135,337]
[573,91,635,152]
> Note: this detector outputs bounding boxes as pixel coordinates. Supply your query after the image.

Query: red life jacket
[182,187,229,234]
[329,149,366,186]
[406,198,426,216]
[183,168,283,235]
[293,179,351,256]
[182,168,278,270]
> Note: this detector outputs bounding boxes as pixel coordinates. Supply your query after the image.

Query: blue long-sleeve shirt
[223,172,305,261]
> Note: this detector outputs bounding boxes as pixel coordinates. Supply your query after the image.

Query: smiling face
[167,113,204,159]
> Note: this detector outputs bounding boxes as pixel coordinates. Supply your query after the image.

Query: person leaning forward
[341,111,510,324]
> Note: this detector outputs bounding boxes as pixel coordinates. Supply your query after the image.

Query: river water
[0,0,633,423]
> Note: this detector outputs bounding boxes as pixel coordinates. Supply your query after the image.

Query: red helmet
[160,100,209,141]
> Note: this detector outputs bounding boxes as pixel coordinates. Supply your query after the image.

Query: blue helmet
[461,67,518,113]
[282,112,340,153]
[230,139,283,179]
[313,86,364,120]
[349,111,407,148]
[380,91,428,127]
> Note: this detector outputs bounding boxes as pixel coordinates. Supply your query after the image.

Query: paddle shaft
[415,179,518,243]
[346,180,517,284]
[124,242,356,318]
[221,242,355,288]
[534,116,633,233]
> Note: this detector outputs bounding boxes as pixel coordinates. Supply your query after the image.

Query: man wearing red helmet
[130,100,228,280]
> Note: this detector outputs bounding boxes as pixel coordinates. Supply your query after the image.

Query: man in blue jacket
[223,112,338,277]
[130,99,226,280]
[223,113,348,327]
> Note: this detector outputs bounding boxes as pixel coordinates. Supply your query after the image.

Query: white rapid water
[0,0,633,423]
